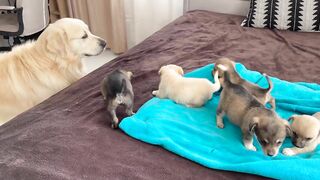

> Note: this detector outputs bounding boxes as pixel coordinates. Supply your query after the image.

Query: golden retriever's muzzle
[99,39,107,49]
[84,38,107,57]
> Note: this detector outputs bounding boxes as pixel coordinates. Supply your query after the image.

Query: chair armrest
[0,6,15,10]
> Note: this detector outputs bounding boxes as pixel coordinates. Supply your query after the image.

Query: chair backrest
[16,0,49,36]
[0,0,13,6]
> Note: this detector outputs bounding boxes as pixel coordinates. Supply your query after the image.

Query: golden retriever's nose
[99,39,107,48]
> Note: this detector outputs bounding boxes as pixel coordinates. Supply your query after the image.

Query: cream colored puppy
[152,64,221,107]
[0,18,106,125]
[282,112,320,156]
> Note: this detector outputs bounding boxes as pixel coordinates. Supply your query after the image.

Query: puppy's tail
[262,73,273,93]
[210,71,221,92]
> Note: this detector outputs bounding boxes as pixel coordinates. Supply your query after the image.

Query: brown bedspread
[0,11,319,180]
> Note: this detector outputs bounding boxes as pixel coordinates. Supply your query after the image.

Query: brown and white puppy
[152,64,221,108]
[282,112,320,156]
[212,58,275,109]
[0,18,106,125]
[216,64,290,156]
[101,70,134,129]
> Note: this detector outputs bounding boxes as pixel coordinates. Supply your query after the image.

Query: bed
[0,10,319,179]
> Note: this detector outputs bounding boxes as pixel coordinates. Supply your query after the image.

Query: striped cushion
[242,0,320,32]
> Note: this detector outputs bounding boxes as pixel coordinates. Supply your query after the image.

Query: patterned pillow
[241,0,320,32]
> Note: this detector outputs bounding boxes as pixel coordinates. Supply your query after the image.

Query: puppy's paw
[111,118,119,129]
[152,90,158,96]
[186,104,196,108]
[111,122,118,129]
[282,148,295,156]
[126,110,135,116]
[217,122,224,129]
[244,143,257,151]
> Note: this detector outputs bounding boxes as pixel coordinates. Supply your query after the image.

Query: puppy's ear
[177,66,184,75]
[249,117,259,134]
[216,64,228,71]
[288,115,297,122]
[283,120,293,137]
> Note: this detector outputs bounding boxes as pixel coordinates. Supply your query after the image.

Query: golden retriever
[0,18,106,125]
[152,64,221,107]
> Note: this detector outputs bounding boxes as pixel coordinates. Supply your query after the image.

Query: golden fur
[0,18,106,125]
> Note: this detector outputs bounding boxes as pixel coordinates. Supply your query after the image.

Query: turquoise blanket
[120,64,320,179]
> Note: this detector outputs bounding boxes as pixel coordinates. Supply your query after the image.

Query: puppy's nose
[267,152,275,157]
[293,140,303,148]
[99,39,107,48]
[295,143,304,148]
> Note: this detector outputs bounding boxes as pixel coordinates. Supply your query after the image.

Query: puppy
[0,18,106,125]
[282,112,320,156]
[152,64,221,107]
[101,70,134,129]
[216,64,290,156]
[213,58,275,109]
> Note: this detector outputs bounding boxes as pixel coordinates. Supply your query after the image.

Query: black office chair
[0,0,49,51]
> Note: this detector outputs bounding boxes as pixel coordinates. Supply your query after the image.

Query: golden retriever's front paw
[282,148,295,156]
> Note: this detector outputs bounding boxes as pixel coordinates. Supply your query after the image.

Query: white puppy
[283,112,320,156]
[152,64,221,107]
[0,18,106,125]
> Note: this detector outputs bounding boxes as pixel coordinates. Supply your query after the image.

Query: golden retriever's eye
[81,33,88,39]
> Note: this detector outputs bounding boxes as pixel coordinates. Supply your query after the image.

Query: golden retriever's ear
[45,27,69,56]
[177,66,184,75]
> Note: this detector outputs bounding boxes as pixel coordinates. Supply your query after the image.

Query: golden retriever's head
[37,18,106,58]
[159,64,184,76]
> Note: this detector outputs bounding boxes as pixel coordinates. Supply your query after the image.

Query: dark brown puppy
[101,69,134,129]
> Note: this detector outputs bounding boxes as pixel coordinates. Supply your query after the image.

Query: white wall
[184,0,250,16]
[124,0,184,49]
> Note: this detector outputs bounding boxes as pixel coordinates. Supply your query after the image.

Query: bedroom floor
[82,50,118,73]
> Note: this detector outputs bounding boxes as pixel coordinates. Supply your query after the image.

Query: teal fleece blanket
[119,64,320,179]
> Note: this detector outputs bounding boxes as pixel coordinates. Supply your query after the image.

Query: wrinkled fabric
[0,11,319,179]
[120,63,320,180]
